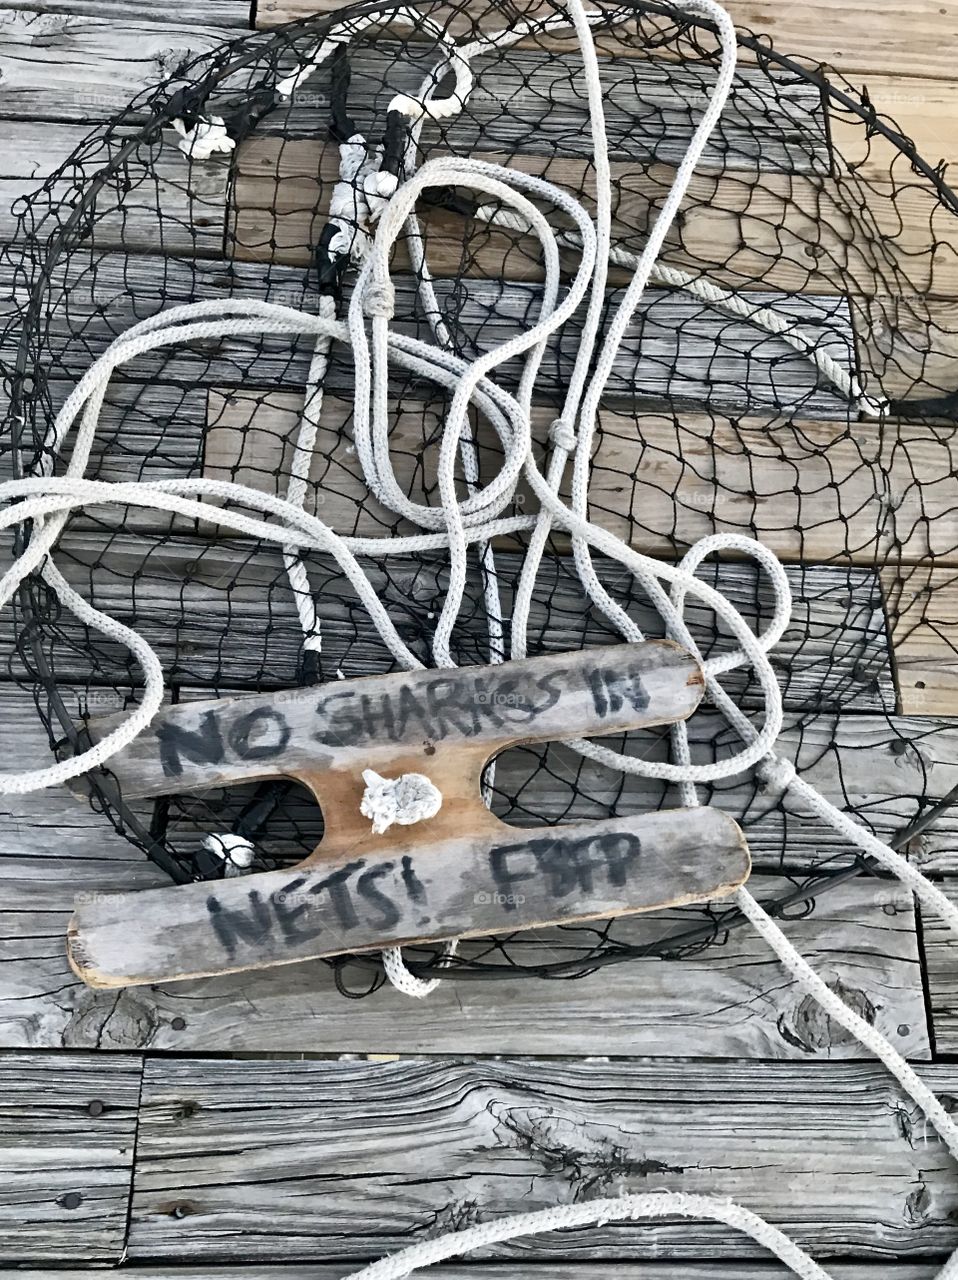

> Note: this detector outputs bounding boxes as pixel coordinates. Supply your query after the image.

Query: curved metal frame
[7,0,958,976]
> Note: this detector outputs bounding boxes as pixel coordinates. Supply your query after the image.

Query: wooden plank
[0,1,250,21]
[0,682,931,1055]
[18,374,956,577]
[0,121,230,255]
[0,858,932,1055]
[255,0,958,82]
[0,9,238,122]
[264,41,829,174]
[8,250,857,420]
[0,1052,141,1262]
[829,75,958,181]
[14,1263,957,1280]
[922,880,958,1054]
[234,136,958,300]
[69,805,748,988]
[129,1056,957,1261]
[206,385,957,568]
[3,532,895,712]
[83,642,704,798]
[882,566,958,716]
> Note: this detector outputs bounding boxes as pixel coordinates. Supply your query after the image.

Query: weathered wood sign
[68,642,752,987]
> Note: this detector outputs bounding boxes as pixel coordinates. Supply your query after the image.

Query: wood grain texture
[0,1053,141,1262]
[5,1269,944,1280]
[205,385,958,568]
[234,135,957,301]
[0,0,249,20]
[0,9,236,121]
[2,530,894,713]
[922,878,958,1054]
[882,566,958,716]
[255,0,958,82]
[723,0,958,79]
[5,250,857,420]
[0,120,230,254]
[128,1055,957,1261]
[0,684,929,1054]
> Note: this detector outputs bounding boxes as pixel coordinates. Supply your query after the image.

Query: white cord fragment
[172,115,235,160]
[203,832,255,876]
[359,769,443,835]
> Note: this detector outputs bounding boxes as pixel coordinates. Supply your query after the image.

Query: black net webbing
[4,0,958,989]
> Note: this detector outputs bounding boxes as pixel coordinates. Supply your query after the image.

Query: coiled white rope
[6,0,958,1271]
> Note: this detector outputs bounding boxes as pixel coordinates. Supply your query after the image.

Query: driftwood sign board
[68,642,751,987]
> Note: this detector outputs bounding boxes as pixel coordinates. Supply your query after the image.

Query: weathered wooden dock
[2,0,958,1273]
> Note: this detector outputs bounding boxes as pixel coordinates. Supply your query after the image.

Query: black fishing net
[4,0,958,988]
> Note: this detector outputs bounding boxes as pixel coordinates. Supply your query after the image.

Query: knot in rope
[755,754,796,792]
[549,418,578,452]
[364,280,396,319]
[360,768,443,834]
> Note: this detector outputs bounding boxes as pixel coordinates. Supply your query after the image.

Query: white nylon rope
[5,0,958,1271]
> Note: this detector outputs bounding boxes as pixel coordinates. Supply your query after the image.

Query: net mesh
[4,0,958,986]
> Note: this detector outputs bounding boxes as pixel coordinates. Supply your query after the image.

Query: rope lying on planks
[4,0,958,1269]
[339,1191,958,1280]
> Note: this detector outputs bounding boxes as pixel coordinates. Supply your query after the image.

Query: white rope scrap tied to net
[0,0,955,1274]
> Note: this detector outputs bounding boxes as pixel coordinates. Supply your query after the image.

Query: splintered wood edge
[66,808,750,989]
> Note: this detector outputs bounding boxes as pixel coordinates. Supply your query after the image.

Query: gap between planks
[0,1052,142,1263]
